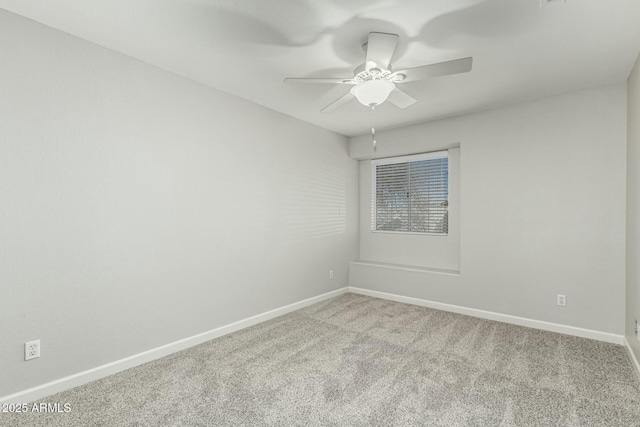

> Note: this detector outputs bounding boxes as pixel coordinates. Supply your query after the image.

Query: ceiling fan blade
[395,57,473,83]
[365,32,399,71]
[321,92,355,113]
[284,77,355,84]
[387,88,417,110]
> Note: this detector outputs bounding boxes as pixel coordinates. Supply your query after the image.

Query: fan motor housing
[353,63,393,76]
[354,68,392,83]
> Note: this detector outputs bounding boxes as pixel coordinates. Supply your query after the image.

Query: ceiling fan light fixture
[285,32,473,114]
[350,79,395,106]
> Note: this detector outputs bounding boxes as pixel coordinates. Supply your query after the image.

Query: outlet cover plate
[557,295,566,307]
[25,340,40,361]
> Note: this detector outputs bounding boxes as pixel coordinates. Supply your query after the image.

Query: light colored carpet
[3,293,640,426]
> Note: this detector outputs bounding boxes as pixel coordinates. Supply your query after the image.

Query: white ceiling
[2,0,640,136]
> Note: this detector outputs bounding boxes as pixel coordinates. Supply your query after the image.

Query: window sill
[371,230,448,236]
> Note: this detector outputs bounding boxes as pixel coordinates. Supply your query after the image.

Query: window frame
[371,150,449,236]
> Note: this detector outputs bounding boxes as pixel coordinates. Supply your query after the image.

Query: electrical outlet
[557,294,566,307]
[329,270,334,280]
[25,340,40,361]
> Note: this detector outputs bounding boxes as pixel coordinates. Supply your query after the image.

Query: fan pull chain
[371,105,377,152]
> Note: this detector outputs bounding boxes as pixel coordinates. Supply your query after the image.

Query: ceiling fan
[285,32,473,113]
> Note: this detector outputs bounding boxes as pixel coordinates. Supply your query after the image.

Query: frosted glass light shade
[350,80,395,106]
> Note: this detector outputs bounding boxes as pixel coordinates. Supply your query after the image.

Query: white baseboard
[0,287,348,405]
[624,337,640,377]
[348,287,624,345]
[3,286,624,404]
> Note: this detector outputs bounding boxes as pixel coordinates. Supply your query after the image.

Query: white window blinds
[371,151,449,234]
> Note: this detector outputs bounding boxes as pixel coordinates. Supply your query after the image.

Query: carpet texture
[3,293,640,426]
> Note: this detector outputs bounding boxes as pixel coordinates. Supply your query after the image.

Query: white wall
[350,85,627,335]
[357,149,460,271]
[626,53,640,357]
[0,10,358,398]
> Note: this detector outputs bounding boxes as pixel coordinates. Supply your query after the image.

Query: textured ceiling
[1,0,640,136]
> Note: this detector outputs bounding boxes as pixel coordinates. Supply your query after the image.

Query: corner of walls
[626,52,640,368]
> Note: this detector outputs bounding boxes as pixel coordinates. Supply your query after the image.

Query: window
[372,151,448,234]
